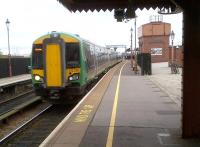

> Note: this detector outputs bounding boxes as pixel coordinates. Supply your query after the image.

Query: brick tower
[138,15,171,62]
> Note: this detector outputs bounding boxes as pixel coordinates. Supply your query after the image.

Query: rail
[0,105,52,145]
[0,92,42,122]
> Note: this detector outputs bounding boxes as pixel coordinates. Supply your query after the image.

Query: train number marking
[74,105,94,123]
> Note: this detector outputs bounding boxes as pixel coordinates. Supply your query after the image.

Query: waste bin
[136,53,151,75]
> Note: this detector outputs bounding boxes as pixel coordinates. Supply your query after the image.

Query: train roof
[33,32,82,44]
[33,31,105,49]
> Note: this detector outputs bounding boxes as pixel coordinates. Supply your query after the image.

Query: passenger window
[65,43,80,68]
[32,44,43,69]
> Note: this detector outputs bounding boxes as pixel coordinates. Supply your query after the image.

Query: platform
[40,61,200,147]
[0,74,31,88]
[148,62,182,108]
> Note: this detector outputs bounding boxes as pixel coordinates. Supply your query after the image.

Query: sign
[151,48,162,55]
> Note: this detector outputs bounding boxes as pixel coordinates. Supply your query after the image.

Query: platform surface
[148,62,182,107]
[0,74,31,88]
[41,61,200,147]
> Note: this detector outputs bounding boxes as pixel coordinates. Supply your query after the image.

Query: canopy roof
[57,0,183,12]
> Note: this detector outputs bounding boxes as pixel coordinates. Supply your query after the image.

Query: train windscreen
[65,43,80,67]
[32,44,43,69]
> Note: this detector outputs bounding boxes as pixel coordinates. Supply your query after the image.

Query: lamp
[170,30,176,74]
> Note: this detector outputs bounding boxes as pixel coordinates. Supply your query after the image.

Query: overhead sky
[0,0,183,55]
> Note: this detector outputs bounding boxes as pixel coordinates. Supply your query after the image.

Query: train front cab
[31,33,85,100]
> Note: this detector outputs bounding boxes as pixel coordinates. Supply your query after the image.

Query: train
[31,31,121,103]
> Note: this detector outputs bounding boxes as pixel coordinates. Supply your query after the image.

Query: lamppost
[6,19,12,77]
[130,27,133,67]
[134,17,136,54]
[170,30,175,65]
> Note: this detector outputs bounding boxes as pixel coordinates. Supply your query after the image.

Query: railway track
[0,72,104,147]
[0,90,42,122]
[0,105,52,146]
[0,90,34,105]
[0,104,73,147]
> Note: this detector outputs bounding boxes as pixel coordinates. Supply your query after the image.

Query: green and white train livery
[31,31,121,103]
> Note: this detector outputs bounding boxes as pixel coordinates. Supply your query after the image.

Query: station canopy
[57,0,182,12]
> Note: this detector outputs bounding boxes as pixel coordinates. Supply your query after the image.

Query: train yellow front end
[31,32,84,102]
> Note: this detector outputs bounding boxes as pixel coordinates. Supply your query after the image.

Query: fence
[0,57,30,78]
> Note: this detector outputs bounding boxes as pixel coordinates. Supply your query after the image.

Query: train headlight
[35,75,41,81]
[34,75,44,83]
[69,77,73,81]
[75,75,79,80]
[69,74,79,81]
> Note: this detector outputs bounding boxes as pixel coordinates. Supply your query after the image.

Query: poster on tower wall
[151,48,163,55]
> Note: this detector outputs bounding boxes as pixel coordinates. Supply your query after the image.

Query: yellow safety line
[106,62,126,147]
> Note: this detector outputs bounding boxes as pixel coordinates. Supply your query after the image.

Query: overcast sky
[0,0,183,55]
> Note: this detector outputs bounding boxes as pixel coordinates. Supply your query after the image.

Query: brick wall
[138,22,171,63]
[138,21,183,66]
[169,46,183,67]
[139,36,170,63]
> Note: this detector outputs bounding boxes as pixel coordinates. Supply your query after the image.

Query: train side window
[84,43,95,70]
[65,43,80,68]
[32,44,43,69]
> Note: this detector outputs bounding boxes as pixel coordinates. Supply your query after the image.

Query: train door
[46,44,62,87]
[43,37,66,88]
